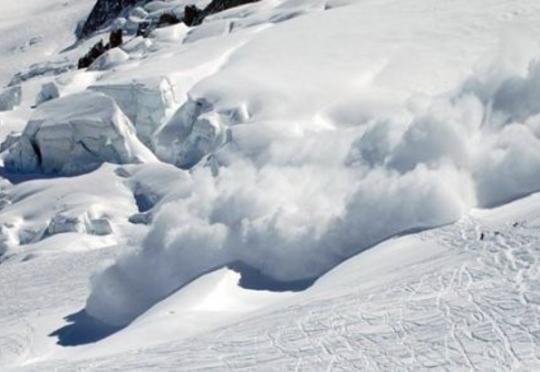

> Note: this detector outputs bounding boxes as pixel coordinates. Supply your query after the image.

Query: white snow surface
[1,0,540,370]
[3,91,157,175]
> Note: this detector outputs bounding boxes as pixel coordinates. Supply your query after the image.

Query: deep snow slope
[1,0,540,370]
[0,0,95,86]
[5,192,540,371]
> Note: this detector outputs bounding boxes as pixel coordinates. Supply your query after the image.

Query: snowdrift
[4,91,156,175]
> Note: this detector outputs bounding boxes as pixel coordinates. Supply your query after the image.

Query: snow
[0,86,22,111]
[88,48,130,71]
[35,82,60,106]
[1,0,540,370]
[4,91,157,175]
[90,77,176,147]
[153,96,230,168]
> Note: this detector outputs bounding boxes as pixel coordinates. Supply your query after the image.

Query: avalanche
[1,0,540,370]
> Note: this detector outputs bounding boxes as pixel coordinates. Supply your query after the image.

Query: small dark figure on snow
[136,21,151,37]
[109,29,123,48]
[183,5,205,26]
[158,13,180,27]
[78,40,107,69]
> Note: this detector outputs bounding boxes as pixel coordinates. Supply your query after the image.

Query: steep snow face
[0,0,95,85]
[90,77,176,147]
[4,91,156,175]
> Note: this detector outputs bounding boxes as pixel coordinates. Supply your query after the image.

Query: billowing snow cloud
[86,42,540,327]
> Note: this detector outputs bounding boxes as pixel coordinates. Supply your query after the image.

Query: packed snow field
[1,0,540,370]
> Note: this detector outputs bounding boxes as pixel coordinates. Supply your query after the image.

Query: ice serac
[0,86,22,111]
[90,77,175,147]
[4,91,156,175]
[154,97,230,169]
[35,82,60,106]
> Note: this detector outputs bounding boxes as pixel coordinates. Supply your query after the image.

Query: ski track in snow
[6,210,539,371]
[2,0,540,370]
[0,248,115,364]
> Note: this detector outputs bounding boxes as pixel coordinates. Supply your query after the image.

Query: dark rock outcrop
[79,0,148,38]
[79,0,260,41]
[136,21,151,37]
[109,29,123,48]
[184,0,259,27]
[78,29,124,69]
[158,13,180,28]
[78,40,107,69]
[183,5,205,27]
[204,0,260,15]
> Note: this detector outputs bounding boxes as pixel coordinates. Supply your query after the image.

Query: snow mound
[4,91,156,175]
[90,77,176,147]
[0,86,22,111]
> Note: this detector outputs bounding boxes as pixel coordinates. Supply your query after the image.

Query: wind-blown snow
[2,0,540,369]
[87,30,540,326]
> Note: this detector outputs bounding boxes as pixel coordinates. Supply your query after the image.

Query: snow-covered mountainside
[1,0,540,370]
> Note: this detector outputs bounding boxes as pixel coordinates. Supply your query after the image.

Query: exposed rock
[0,86,22,112]
[5,91,156,175]
[79,0,259,40]
[183,5,205,27]
[204,0,260,15]
[158,13,180,27]
[79,0,149,38]
[78,40,108,69]
[89,48,130,71]
[36,82,60,106]
[136,21,152,37]
[184,0,260,27]
[109,29,124,48]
